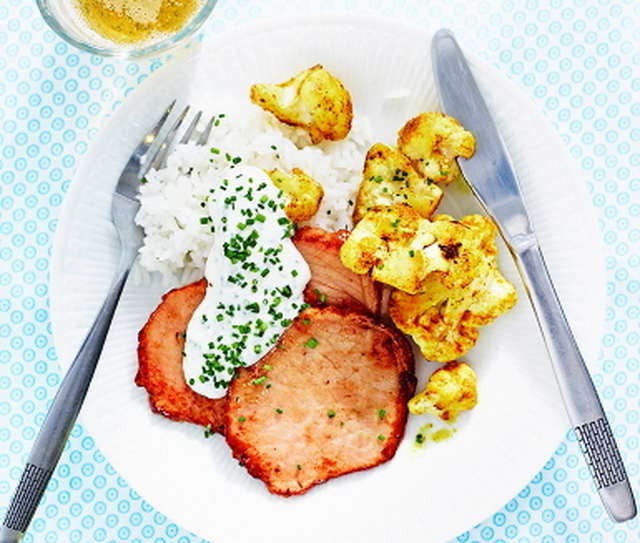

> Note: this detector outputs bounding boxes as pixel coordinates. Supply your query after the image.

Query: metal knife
[431,28,636,523]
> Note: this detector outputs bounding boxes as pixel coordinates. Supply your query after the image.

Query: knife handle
[517,243,637,522]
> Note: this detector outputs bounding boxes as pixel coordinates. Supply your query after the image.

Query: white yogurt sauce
[183,166,311,398]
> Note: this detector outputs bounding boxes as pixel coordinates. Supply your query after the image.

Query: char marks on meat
[136,279,226,434]
[225,305,415,496]
[293,226,381,315]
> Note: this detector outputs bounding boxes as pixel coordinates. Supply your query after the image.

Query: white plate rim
[50,12,607,543]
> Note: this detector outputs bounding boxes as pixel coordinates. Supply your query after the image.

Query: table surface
[1,0,638,542]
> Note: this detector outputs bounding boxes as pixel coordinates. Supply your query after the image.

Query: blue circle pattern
[1,0,638,541]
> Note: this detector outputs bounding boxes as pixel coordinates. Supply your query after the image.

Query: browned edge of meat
[224,305,416,497]
[293,226,382,316]
[136,278,226,434]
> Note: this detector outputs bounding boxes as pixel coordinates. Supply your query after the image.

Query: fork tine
[128,100,176,177]
[179,111,203,145]
[197,115,215,146]
[138,107,216,178]
[145,105,191,174]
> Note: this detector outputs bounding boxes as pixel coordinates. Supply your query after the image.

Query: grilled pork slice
[136,279,226,434]
[225,305,416,496]
[293,226,381,315]
[136,227,384,436]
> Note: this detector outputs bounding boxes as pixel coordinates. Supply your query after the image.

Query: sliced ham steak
[225,305,415,496]
[293,226,382,315]
[136,278,226,434]
[137,227,384,434]
[136,227,414,495]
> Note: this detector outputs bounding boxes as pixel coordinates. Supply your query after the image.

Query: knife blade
[431,28,636,523]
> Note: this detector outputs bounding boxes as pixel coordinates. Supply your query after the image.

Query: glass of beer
[37,0,217,58]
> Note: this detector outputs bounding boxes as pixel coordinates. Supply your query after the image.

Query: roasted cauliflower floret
[267,167,324,223]
[397,112,475,184]
[389,214,517,362]
[408,361,478,422]
[339,205,449,294]
[250,64,353,144]
[353,143,443,224]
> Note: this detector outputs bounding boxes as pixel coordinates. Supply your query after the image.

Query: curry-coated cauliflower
[339,205,449,294]
[389,214,517,362]
[352,143,443,224]
[267,167,324,223]
[250,64,353,144]
[397,112,475,184]
[408,361,478,422]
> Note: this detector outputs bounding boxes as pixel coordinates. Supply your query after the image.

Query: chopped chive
[304,337,319,349]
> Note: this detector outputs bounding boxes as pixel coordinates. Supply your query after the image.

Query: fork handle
[0,260,134,543]
[516,243,637,522]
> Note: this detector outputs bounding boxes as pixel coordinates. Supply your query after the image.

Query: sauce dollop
[183,166,311,398]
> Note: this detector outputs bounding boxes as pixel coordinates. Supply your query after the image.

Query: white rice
[134,106,372,286]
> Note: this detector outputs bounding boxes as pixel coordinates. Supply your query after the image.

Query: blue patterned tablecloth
[1,1,638,541]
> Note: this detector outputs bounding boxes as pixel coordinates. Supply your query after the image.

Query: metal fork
[0,102,214,543]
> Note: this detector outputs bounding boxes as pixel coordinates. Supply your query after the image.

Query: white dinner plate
[51,12,606,543]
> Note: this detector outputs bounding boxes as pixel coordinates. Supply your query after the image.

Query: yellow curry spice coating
[75,0,202,45]
[408,361,478,422]
[250,65,353,145]
[388,214,517,362]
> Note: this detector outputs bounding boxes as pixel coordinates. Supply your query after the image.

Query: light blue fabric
[1,1,638,541]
